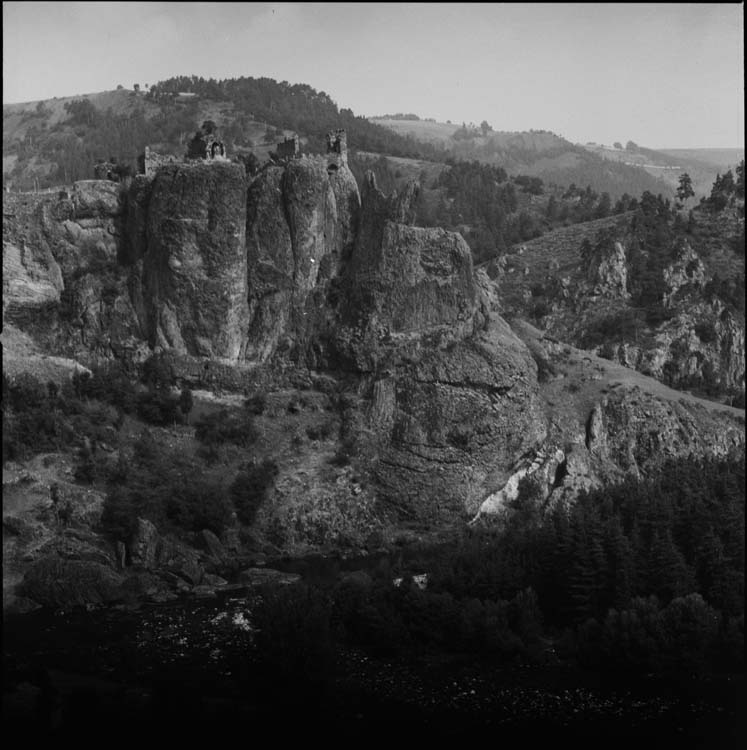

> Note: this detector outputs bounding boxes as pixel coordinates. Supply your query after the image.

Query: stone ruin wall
[144,147,180,177]
[276,135,300,160]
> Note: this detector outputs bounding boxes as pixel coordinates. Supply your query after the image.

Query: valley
[2,69,744,742]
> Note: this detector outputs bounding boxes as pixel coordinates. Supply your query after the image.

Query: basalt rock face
[586,239,629,298]
[366,317,547,522]
[612,300,745,398]
[143,162,249,359]
[511,224,745,404]
[327,173,546,523]
[585,387,744,478]
[2,182,146,364]
[334,173,482,372]
[244,157,361,363]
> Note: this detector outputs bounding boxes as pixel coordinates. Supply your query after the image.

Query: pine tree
[676,173,694,207]
[646,529,694,602]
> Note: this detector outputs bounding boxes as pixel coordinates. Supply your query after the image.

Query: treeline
[703,160,745,212]
[347,154,654,264]
[148,76,450,162]
[12,98,204,186]
[448,135,672,199]
[254,453,744,683]
[1,362,193,467]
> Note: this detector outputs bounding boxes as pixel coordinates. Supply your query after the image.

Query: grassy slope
[2,89,298,185]
[486,213,632,310]
[510,318,745,443]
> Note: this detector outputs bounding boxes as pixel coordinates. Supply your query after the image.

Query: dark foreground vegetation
[3,446,743,742]
[255,452,744,676]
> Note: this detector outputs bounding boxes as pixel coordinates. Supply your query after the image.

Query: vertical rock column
[244,158,361,363]
[144,162,248,360]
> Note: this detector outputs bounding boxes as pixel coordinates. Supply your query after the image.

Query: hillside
[369,118,674,200]
[492,196,745,406]
[3,77,451,191]
[580,143,744,200]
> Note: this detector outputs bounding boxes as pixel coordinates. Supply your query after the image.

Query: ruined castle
[142,128,347,179]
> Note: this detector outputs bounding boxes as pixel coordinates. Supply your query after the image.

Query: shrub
[244,392,266,415]
[329,435,358,466]
[694,322,717,344]
[165,477,233,535]
[101,440,231,539]
[136,390,181,426]
[530,300,551,319]
[194,409,258,447]
[230,460,278,525]
[306,419,336,441]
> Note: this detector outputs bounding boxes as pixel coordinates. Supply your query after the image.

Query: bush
[136,389,181,426]
[694,322,717,344]
[165,477,233,535]
[230,460,278,525]
[244,392,266,415]
[329,435,358,466]
[194,409,258,447]
[101,440,231,539]
[306,419,336,441]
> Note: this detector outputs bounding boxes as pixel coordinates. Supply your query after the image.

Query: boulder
[157,536,204,585]
[200,528,227,563]
[129,518,159,568]
[20,556,124,609]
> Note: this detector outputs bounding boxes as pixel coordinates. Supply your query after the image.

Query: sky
[2,2,744,148]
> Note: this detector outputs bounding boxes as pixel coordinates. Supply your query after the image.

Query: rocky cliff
[494,211,745,405]
[244,156,360,363]
[2,163,745,609]
[142,162,248,359]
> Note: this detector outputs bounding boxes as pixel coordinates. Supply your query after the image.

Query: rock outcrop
[325,173,547,522]
[244,157,361,362]
[143,162,248,359]
[334,173,481,372]
[586,238,628,298]
[2,160,744,572]
[19,556,125,609]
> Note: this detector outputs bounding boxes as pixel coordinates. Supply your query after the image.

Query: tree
[595,192,612,219]
[480,120,492,137]
[133,83,140,93]
[613,142,623,149]
[676,173,694,207]
[736,160,745,199]
[186,130,207,159]
[179,388,194,424]
[625,140,638,151]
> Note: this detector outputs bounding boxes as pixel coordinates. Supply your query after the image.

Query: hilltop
[4,75,700,205]
[580,142,744,200]
[370,117,675,199]
[2,77,449,192]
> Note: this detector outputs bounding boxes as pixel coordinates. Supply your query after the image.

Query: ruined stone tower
[277,135,300,161]
[326,129,347,172]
